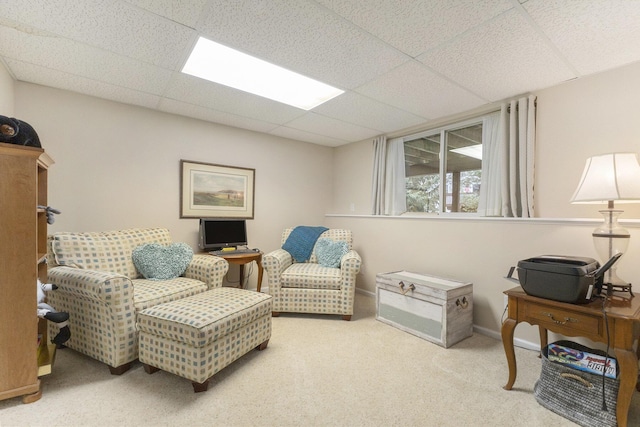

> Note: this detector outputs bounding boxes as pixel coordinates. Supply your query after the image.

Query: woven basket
[534,341,619,427]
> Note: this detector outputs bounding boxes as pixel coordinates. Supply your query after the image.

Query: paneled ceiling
[1,0,639,147]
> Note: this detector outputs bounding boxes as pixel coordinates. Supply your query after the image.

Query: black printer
[508,254,622,304]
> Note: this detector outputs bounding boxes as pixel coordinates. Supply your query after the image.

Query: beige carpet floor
[1,292,638,427]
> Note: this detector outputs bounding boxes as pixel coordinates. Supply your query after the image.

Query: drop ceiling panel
[315,0,513,57]
[269,125,346,147]
[0,0,195,70]
[196,0,409,90]
[0,26,173,95]
[123,0,210,28]
[522,0,640,75]
[158,98,281,134]
[6,59,162,109]
[313,92,427,133]
[417,8,577,101]
[163,73,307,125]
[284,112,380,142]
[2,1,640,147]
[356,60,487,119]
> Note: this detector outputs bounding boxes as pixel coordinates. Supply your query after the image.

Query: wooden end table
[213,251,264,292]
[501,286,640,427]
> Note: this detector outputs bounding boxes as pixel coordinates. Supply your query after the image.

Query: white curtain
[371,135,407,215]
[477,112,501,216]
[476,95,536,217]
[524,96,536,217]
[501,95,536,218]
[501,95,536,217]
[384,137,406,215]
[370,135,387,215]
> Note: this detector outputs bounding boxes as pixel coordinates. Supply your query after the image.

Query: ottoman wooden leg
[272,311,280,317]
[342,315,352,321]
[192,379,210,393]
[256,339,269,351]
[143,364,160,375]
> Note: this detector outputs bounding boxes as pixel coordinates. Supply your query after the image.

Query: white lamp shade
[570,152,640,204]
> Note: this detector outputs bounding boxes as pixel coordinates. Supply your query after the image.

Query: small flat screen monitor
[199,218,248,250]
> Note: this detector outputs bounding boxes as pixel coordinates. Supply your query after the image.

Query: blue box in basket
[547,342,617,379]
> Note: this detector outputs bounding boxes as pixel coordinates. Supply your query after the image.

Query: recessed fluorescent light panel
[182,37,344,110]
[451,145,483,160]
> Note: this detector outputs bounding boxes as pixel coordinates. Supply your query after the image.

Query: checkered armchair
[263,228,361,321]
[45,228,229,374]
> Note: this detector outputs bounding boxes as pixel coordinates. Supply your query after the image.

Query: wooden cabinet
[0,142,54,404]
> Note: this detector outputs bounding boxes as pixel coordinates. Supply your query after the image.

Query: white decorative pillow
[132,243,193,280]
[314,238,348,268]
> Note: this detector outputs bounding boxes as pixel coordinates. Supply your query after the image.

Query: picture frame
[180,160,255,219]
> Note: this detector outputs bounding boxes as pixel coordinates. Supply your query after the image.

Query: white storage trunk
[376,271,473,348]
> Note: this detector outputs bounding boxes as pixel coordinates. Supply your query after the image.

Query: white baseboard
[355,287,375,297]
[357,287,540,351]
[473,324,540,351]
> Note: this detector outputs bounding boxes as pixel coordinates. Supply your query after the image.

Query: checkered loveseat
[46,228,229,374]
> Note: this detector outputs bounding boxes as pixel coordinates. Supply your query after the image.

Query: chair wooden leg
[272,311,280,317]
[142,364,160,375]
[342,315,352,321]
[192,379,210,393]
[109,362,132,375]
[256,339,269,351]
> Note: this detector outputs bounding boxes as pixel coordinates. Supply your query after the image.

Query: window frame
[402,115,486,216]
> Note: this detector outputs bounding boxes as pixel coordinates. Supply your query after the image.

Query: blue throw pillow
[132,243,193,280]
[315,238,348,268]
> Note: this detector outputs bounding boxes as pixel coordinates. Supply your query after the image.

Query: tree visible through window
[404,121,482,213]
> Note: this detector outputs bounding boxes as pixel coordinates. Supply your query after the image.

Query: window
[404,120,483,214]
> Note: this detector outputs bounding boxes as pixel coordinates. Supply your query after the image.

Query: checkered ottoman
[137,287,272,392]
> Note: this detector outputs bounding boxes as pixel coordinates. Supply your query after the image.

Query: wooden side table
[213,251,264,292]
[501,286,640,427]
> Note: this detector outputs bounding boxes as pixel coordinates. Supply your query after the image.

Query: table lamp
[570,152,640,294]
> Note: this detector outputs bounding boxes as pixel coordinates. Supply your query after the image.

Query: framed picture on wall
[180,160,255,219]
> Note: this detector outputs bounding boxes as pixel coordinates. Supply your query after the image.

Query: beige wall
[0,62,14,115]
[330,61,640,347]
[536,61,640,219]
[324,215,638,347]
[11,60,640,348]
[14,83,334,289]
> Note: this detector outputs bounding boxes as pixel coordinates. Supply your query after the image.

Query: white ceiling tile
[122,0,210,28]
[195,0,408,89]
[522,0,640,75]
[6,59,161,109]
[0,0,194,70]
[316,0,513,57]
[2,1,640,147]
[269,125,347,147]
[313,92,427,133]
[356,60,487,119]
[417,8,577,101]
[158,98,280,134]
[284,112,380,142]
[0,26,173,95]
[163,73,307,125]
